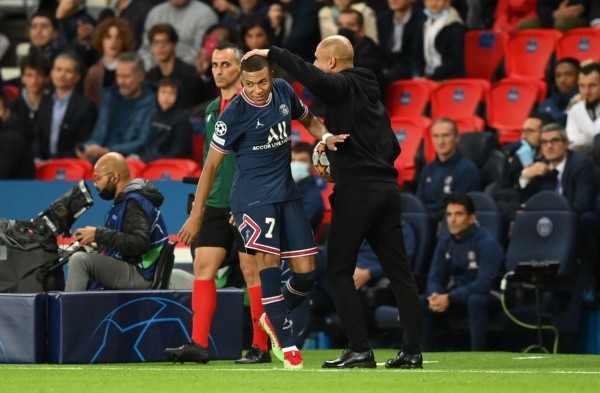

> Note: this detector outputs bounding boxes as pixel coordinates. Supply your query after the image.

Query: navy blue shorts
[234,200,317,258]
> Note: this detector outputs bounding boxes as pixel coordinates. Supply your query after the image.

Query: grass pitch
[2,350,600,393]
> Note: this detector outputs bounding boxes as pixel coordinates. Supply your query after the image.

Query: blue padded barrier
[0,293,47,363]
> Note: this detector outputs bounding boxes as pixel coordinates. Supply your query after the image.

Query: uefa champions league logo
[0,338,8,362]
[215,121,227,136]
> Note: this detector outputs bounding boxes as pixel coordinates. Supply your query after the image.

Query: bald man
[65,152,169,291]
[245,36,423,369]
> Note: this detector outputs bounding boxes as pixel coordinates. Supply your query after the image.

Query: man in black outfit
[245,35,423,369]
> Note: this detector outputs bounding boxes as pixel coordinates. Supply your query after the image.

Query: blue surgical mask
[424,8,449,20]
[290,161,310,183]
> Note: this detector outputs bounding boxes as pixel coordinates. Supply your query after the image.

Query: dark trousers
[326,182,423,354]
[419,293,501,351]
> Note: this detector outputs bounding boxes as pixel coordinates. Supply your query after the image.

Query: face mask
[337,28,356,45]
[424,8,449,19]
[290,161,310,183]
[98,179,117,201]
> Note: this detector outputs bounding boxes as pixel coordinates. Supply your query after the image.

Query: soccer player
[164,43,270,365]
[177,54,346,369]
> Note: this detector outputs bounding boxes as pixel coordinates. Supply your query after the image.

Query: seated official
[65,152,168,291]
[291,142,325,231]
[420,194,504,351]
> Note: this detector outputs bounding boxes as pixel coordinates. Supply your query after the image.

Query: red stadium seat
[142,159,200,181]
[35,159,93,181]
[291,120,317,145]
[192,134,205,165]
[126,159,146,179]
[431,78,490,131]
[390,116,432,184]
[556,28,600,63]
[464,30,508,81]
[385,79,436,118]
[487,78,539,144]
[505,29,562,80]
[290,81,314,107]
[2,85,19,101]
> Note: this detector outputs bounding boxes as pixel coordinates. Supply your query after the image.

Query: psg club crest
[279,104,289,115]
[215,121,227,136]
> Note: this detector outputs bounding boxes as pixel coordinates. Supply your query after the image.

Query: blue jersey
[210,78,309,213]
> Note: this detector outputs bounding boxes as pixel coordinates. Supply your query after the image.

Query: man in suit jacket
[377,0,425,82]
[35,52,97,160]
[519,123,598,215]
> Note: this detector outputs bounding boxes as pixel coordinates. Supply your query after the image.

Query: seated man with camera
[65,152,168,291]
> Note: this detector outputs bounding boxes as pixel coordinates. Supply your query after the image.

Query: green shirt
[205,96,237,208]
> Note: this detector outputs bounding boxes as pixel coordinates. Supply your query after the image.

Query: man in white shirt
[566,62,600,153]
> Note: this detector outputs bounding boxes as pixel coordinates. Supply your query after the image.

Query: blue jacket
[297,175,325,232]
[86,84,156,156]
[426,224,504,305]
[538,88,578,126]
[416,151,481,216]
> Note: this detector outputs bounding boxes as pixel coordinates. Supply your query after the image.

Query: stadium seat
[390,116,432,184]
[487,78,539,144]
[385,79,436,118]
[2,85,19,101]
[464,30,509,81]
[431,78,490,131]
[192,134,205,165]
[126,159,146,179]
[151,241,176,289]
[458,131,505,194]
[35,159,93,181]
[503,191,583,345]
[555,28,600,63]
[291,120,317,145]
[505,29,562,80]
[141,159,200,181]
[290,81,314,107]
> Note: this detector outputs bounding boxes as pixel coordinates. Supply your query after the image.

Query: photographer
[65,152,168,291]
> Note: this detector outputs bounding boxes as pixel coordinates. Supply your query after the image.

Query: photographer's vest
[101,192,168,280]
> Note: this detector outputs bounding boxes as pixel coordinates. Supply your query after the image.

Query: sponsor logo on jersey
[252,121,291,150]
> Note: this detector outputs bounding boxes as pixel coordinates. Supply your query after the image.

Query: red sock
[191,279,217,348]
[248,285,268,352]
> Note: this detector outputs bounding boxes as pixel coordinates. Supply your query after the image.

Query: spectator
[291,142,324,231]
[240,14,274,52]
[539,58,581,126]
[0,33,9,63]
[464,0,498,29]
[377,0,425,82]
[268,1,292,48]
[213,0,269,27]
[566,62,600,153]
[55,0,96,65]
[78,52,156,160]
[421,194,504,351]
[416,118,480,222]
[28,10,65,63]
[281,0,322,62]
[139,0,219,69]
[11,54,52,142]
[146,23,206,109]
[85,17,136,108]
[493,0,538,33]
[65,152,169,291]
[319,0,379,44]
[591,0,600,28]
[412,0,466,80]
[0,96,35,179]
[139,78,193,162]
[98,0,154,50]
[337,9,385,92]
[35,52,97,160]
[537,0,589,32]
[520,123,597,215]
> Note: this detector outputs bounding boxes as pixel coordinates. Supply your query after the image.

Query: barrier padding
[47,289,243,363]
[0,293,47,363]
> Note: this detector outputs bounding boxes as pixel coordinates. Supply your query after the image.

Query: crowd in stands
[2,0,600,351]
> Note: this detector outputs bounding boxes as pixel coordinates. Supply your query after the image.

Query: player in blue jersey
[178,55,347,369]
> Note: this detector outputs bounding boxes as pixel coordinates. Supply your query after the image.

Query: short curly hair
[91,17,136,55]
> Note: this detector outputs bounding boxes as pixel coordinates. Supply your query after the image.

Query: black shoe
[234,345,272,364]
[385,352,423,369]
[164,342,210,363]
[322,348,377,369]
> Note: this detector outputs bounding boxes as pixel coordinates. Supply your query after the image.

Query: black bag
[0,219,64,293]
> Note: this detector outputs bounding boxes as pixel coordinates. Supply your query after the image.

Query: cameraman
[65,152,168,291]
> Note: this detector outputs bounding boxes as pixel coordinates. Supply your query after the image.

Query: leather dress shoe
[164,342,209,363]
[322,348,377,369]
[235,345,272,364]
[385,352,423,369]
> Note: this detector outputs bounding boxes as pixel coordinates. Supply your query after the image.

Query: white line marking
[512,356,547,360]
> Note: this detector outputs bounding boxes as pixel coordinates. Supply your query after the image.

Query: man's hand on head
[242,49,270,62]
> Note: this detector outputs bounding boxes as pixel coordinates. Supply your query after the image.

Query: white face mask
[290,161,310,183]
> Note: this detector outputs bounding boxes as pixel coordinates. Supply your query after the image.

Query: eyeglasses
[540,137,564,146]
